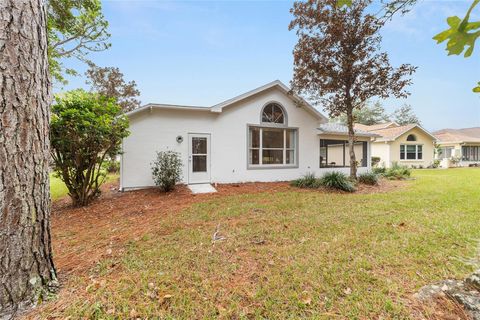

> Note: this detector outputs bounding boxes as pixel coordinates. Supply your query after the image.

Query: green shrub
[432,159,441,168]
[50,90,130,206]
[383,162,411,180]
[371,156,381,167]
[102,158,120,173]
[291,172,321,188]
[372,166,386,175]
[320,171,356,192]
[358,172,379,185]
[151,151,183,192]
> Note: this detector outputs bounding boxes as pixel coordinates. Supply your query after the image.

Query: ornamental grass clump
[291,172,321,189]
[358,172,379,185]
[320,171,356,192]
[384,162,411,180]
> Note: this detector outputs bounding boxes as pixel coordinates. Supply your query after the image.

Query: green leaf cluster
[47,0,111,84]
[433,0,480,92]
[50,90,129,206]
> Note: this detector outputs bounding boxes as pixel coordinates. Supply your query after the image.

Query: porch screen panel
[320,139,367,168]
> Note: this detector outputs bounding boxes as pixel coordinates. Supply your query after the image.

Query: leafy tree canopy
[391,104,421,125]
[47,0,110,84]
[50,90,129,206]
[335,101,390,125]
[86,62,141,113]
[290,0,416,178]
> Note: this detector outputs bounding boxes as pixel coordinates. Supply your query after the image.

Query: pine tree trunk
[0,0,57,317]
[346,108,357,179]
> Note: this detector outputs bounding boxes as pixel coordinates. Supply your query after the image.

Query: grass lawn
[50,173,119,200]
[37,169,480,319]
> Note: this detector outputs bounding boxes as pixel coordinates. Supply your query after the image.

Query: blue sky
[60,0,480,131]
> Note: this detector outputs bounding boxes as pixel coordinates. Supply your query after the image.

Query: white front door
[188,133,211,184]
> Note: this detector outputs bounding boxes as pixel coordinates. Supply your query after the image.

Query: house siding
[121,87,371,189]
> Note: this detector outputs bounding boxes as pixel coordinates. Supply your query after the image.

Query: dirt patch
[355,178,406,194]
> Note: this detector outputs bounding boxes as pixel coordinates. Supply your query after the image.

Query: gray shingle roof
[318,123,380,137]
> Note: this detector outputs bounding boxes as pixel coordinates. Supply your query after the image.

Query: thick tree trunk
[0,0,57,318]
[346,108,357,179]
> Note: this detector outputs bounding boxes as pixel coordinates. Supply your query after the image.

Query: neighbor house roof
[354,122,399,131]
[124,80,328,121]
[372,124,438,142]
[433,128,480,144]
[317,123,380,137]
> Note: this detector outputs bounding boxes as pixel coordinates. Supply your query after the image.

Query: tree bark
[0,0,57,318]
[346,107,357,179]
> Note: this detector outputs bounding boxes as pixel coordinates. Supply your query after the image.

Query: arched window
[261,103,285,124]
[406,134,416,141]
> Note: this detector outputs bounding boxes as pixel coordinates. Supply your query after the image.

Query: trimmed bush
[320,171,356,192]
[291,172,321,189]
[383,162,411,180]
[371,156,381,167]
[372,166,386,175]
[358,172,379,185]
[151,151,183,192]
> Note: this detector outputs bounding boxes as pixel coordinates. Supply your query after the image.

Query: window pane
[328,143,345,167]
[262,128,283,148]
[320,146,327,167]
[286,150,295,164]
[262,103,285,124]
[406,145,416,153]
[263,150,283,164]
[192,155,207,172]
[400,145,405,160]
[406,144,416,159]
[250,127,260,148]
[286,129,295,148]
[250,149,259,165]
[192,138,207,154]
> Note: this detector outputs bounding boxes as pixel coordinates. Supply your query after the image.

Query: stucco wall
[371,141,391,168]
[121,88,371,189]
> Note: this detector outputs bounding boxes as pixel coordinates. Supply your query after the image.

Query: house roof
[125,80,328,121]
[353,122,437,142]
[370,124,437,142]
[433,128,480,144]
[354,122,399,131]
[318,123,380,137]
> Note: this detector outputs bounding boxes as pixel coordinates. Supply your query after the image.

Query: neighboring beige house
[354,122,437,168]
[433,127,480,167]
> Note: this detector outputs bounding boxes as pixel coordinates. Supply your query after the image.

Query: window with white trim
[400,144,423,160]
[248,127,297,167]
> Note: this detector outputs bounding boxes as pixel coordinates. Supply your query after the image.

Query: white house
[120,81,378,190]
